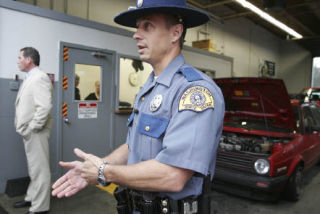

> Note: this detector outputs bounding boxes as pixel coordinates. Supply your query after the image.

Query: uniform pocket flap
[138,113,169,138]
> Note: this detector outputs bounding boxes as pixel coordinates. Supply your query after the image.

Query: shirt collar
[155,54,185,87]
[25,66,39,79]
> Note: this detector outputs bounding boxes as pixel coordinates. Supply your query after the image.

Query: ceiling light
[234,0,303,39]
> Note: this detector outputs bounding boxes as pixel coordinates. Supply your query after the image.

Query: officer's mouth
[137,44,147,54]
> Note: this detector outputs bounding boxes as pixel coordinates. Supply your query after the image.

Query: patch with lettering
[179,86,214,112]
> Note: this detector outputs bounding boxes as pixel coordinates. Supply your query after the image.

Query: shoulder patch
[180,67,202,82]
[179,86,214,112]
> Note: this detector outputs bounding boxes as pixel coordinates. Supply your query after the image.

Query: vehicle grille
[216,151,264,174]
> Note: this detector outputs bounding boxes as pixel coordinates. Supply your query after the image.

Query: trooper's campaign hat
[114,0,209,28]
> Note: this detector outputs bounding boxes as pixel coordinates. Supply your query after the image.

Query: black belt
[131,191,197,214]
[114,187,199,214]
[131,191,161,213]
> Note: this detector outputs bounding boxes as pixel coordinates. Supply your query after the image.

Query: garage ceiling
[187,0,320,57]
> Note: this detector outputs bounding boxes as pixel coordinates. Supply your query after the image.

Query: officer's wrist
[97,161,110,186]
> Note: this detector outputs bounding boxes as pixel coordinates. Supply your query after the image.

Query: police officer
[52,0,225,213]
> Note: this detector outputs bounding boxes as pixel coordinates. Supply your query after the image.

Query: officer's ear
[170,23,183,44]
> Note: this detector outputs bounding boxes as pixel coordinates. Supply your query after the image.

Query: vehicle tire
[285,164,304,201]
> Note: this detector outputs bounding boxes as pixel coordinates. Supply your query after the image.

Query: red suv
[212,78,320,201]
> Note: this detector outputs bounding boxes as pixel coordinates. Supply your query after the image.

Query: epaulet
[179,67,203,82]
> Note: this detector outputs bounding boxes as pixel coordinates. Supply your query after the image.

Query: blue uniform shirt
[126,54,225,200]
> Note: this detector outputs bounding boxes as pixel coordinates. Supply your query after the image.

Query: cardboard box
[192,39,216,53]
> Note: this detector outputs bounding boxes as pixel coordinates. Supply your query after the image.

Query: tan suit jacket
[14,67,53,212]
[15,68,53,137]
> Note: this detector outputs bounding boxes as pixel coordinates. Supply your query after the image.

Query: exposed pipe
[187,0,223,23]
[222,11,252,20]
[204,0,234,9]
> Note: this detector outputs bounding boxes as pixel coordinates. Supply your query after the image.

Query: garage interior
[13,0,320,92]
[1,0,320,213]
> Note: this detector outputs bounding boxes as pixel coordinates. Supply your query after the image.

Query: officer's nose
[133,28,142,41]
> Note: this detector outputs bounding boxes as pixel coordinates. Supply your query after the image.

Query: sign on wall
[260,60,275,77]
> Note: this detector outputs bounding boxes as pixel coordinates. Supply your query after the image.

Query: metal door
[61,46,114,163]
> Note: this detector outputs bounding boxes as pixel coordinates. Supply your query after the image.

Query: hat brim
[114,6,209,28]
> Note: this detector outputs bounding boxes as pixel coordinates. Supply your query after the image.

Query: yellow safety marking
[63,47,69,61]
[63,76,68,90]
[96,183,118,195]
[234,90,243,96]
[62,102,68,117]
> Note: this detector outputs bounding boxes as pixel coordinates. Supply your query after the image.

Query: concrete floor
[210,164,320,214]
[1,164,320,214]
[0,186,117,214]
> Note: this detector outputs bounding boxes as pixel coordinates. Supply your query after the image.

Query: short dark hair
[164,14,187,49]
[20,47,40,66]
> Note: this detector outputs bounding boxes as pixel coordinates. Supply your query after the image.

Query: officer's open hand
[74,148,103,185]
[51,160,88,198]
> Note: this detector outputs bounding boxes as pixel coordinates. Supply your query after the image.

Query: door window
[74,64,101,101]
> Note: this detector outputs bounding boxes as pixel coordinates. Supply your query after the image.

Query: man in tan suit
[14,47,52,214]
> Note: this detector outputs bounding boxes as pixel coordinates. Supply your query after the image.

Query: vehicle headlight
[254,159,270,175]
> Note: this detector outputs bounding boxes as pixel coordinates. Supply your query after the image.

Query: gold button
[141,97,145,101]
[145,126,150,131]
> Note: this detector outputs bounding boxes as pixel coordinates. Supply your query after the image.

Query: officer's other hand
[74,148,103,185]
[51,160,88,198]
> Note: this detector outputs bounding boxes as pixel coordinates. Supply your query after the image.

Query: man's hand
[74,148,104,185]
[52,148,104,198]
[51,160,88,198]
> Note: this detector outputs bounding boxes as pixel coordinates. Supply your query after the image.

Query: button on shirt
[126,54,225,200]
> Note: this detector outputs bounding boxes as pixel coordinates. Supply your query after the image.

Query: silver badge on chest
[150,94,163,112]
[137,0,143,7]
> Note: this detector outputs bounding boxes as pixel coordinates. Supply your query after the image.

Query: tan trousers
[23,127,51,212]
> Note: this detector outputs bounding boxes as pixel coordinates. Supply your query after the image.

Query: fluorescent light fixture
[234,0,303,39]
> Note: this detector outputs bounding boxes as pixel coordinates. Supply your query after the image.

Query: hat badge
[137,0,143,8]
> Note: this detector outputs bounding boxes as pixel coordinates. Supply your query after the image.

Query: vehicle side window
[292,106,303,134]
[303,106,316,133]
[310,105,320,126]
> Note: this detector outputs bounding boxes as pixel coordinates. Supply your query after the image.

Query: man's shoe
[13,200,31,208]
[26,211,49,214]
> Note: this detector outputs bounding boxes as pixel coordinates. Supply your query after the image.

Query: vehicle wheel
[285,165,304,201]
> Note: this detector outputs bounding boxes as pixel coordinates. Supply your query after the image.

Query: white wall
[278,40,312,93]
[18,0,286,78]
[0,7,138,80]
[4,0,313,93]
[182,48,232,78]
[185,17,280,77]
[0,4,232,81]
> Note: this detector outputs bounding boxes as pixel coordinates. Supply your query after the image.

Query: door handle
[64,117,71,124]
